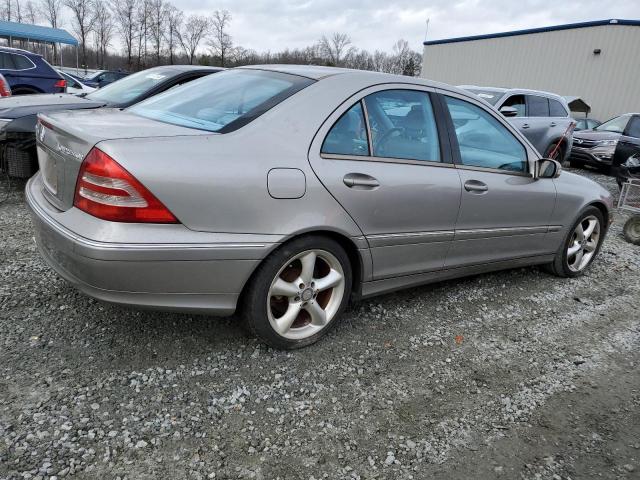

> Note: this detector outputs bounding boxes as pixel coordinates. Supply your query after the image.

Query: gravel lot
[1,169,639,480]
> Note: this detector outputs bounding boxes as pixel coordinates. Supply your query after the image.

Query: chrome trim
[367,230,454,247]
[320,153,452,168]
[455,225,549,240]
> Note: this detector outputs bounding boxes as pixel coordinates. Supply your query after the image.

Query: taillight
[54,79,66,89]
[0,78,10,97]
[73,148,179,223]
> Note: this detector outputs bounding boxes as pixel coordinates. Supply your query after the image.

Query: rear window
[129,69,315,133]
[527,95,550,117]
[549,99,568,117]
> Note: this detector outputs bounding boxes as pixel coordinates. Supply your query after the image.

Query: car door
[617,115,640,165]
[524,94,552,153]
[308,86,462,280]
[439,91,557,267]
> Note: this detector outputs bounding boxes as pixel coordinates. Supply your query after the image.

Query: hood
[0,93,105,119]
[572,130,620,142]
[555,169,615,211]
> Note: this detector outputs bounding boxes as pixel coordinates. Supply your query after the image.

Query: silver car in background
[26,66,613,349]
[461,86,574,162]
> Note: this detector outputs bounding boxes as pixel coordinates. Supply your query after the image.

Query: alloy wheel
[267,249,345,340]
[567,215,600,272]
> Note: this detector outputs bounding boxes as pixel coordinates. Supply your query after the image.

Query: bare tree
[178,14,209,65]
[14,0,22,22]
[2,0,11,21]
[24,0,37,23]
[164,3,182,64]
[148,0,166,66]
[208,9,232,67]
[135,0,151,69]
[93,1,113,68]
[64,0,96,72]
[39,0,63,58]
[318,32,354,66]
[111,0,137,70]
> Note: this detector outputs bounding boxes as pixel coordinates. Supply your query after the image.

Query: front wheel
[241,236,352,349]
[546,207,605,277]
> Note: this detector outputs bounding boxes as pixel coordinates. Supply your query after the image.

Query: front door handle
[464,180,489,193]
[343,173,380,189]
[521,123,530,129]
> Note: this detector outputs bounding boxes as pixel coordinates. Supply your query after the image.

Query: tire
[545,206,605,277]
[623,216,640,245]
[240,235,352,349]
[11,88,40,95]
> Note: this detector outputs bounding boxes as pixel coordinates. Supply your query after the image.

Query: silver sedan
[26,65,614,349]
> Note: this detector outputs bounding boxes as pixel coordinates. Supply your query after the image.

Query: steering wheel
[374,127,404,153]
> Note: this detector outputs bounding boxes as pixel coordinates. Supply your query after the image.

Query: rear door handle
[550,122,557,127]
[521,123,530,129]
[464,180,489,193]
[343,173,380,189]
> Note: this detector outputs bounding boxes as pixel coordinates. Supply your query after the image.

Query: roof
[424,19,640,46]
[0,20,77,46]
[459,85,566,101]
[239,64,358,80]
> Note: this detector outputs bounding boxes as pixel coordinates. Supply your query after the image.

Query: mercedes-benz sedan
[26,65,614,349]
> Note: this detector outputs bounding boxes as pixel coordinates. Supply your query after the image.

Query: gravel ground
[1,169,639,480]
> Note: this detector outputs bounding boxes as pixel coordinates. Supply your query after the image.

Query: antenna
[424,18,430,42]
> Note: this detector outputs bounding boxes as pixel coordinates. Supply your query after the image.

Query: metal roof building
[421,19,640,120]
[0,20,77,46]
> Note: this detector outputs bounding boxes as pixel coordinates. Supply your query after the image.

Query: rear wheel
[241,236,352,349]
[546,207,604,277]
[623,216,640,245]
[11,87,40,95]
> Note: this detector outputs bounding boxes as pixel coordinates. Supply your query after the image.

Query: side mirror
[499,106,519,117]
[536,158,562,179]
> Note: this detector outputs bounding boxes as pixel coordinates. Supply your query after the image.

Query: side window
[0,52,16,69]
[501,95,526,117]
[445,96,528,173]
[527,95,550,117]
[626,117,640,139]
[363,89,440,162]
[12,54,33,70]
[321,102,369,156]
[575,119,586,130]
[549,99,568,117]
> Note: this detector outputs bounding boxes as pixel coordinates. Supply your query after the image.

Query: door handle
[343,173,380,189]
[464,180,489,193]
[550,122,557,127]
[521,123,530,129]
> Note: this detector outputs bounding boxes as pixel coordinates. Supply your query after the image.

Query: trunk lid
[37,108,208,211]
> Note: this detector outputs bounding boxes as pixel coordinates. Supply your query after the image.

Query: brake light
[54,79,66,89]
[0,76,11,97]
[74,148,179,223]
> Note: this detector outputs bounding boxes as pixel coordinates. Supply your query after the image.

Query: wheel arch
[586,200,610,229]
[10,84,43,94]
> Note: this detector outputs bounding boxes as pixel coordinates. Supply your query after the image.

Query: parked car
[26,66,614,349]
[460,86,574,162]
[574,118,601,131]
[57,70,95,95]
[0,73,11,97]
[0,65,222,178]
[615,154,640,188]
[0,46,65,94]
[569,113,640,173]
[82,70,130,88]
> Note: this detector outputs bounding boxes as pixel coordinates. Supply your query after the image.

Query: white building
[421,19,640,120]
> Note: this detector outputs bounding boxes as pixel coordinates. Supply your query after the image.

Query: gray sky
[174,0,640,53]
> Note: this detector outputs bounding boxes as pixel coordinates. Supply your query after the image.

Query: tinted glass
[321,102,369,156]
[12,54,33,70]
[502,95,526,117]
[587,119,600,129]
[626,117,640,138]
[549,99,568,117]
[595,115,630,133]
[0,52,16,69]
[129,69,314,133]
[574,119,587,130]
[527,95,550,117]
[445,96,527,173]
[465,89,502,105]
[87,67,178,105]
[363,90,440,162]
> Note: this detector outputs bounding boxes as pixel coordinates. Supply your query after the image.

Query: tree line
[1,0,422,76]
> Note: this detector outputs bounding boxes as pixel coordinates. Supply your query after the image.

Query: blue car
[0,47,66,95]
[82,70,130,88]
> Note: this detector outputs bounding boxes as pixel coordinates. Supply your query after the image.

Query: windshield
[128,69,315,133]
[595,114,631,133]
[86,68,174,105]
[464,89,503,106]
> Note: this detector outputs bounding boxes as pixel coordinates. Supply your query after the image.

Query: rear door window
[12,54,34,70]
[0,52,16,69]
[527,95,550,117]
[501,95,526,117]
[363,89,440,162]
[549,99,568,117]
[321,102,369,156]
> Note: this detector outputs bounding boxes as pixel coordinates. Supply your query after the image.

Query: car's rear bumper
[26,173,279,315]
